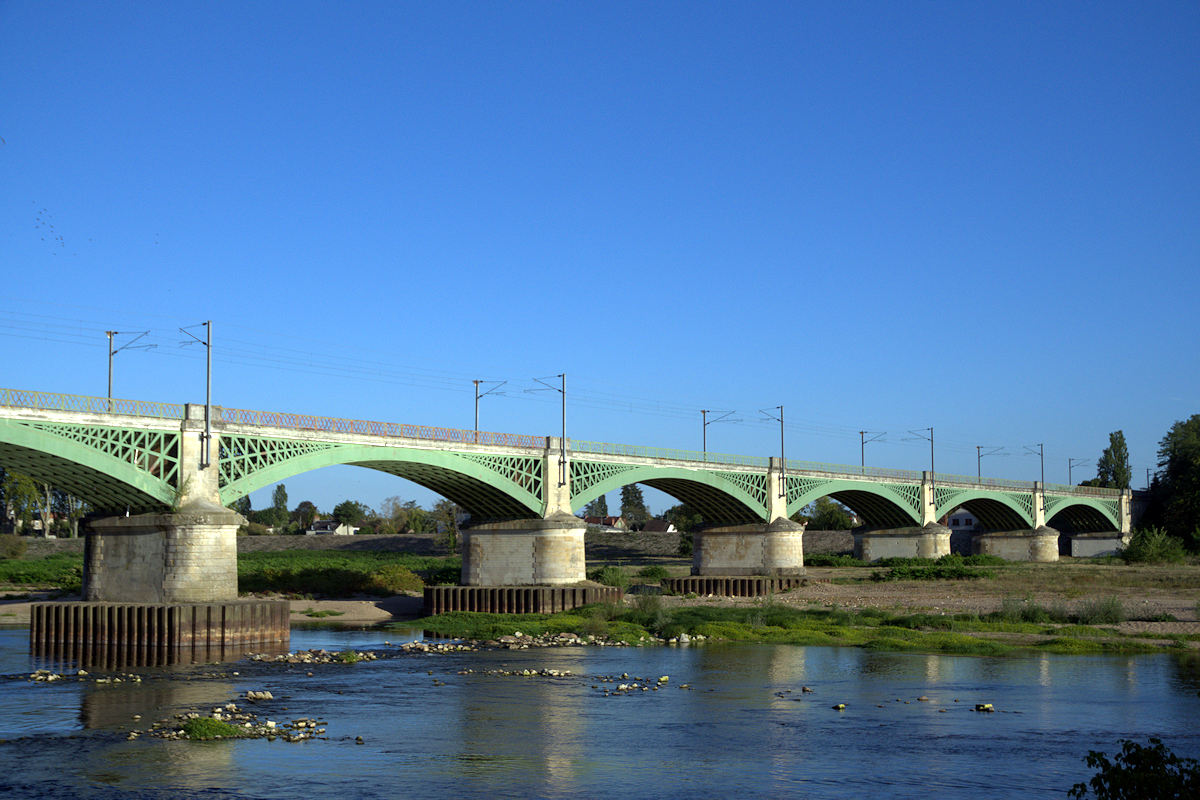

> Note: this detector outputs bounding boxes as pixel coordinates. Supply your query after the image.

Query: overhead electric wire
[0,312,1069,464]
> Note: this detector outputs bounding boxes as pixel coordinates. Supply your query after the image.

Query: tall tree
[1095,430,1132,490]
[620,484,649,530]
[332,500,369,526]
[803,496,855,530]
[432,499,461,554]
[230,495,252,516]
[1,471,41,533]
[271,483,288,513]
[582,494,609,519]
[291,500,319,530]
[1157,414,1200,540]
[51,488,88,538]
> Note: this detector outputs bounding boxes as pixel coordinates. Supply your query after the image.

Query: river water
[2,626,1199,799]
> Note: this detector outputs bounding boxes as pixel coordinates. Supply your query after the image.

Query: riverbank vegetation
[406,596,1200,657]
[0,550,463,597]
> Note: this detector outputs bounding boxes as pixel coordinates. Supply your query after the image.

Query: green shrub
[993,597,1070,624]
[0,535,27,559]
[1070,737,1200,798]
[636,565,670,581]
[588,565,629,588]
[1121,527,1187,564]
[1075,596,1126,625]
[803,553,865,567]
[181,717,246,740]
[872,564,995,582]
[365,564,424,595]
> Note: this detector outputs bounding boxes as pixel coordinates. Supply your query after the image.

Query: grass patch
[872,564,996,581]
[181,717,246,740]
[296,608,346,618]
[237,551,458,596]
[405,599,1191,658]
[0,553,83,591]
[803,553,866,567]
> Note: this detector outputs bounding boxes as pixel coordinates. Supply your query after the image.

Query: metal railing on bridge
[214,405,547,449]
[0,387,184,420]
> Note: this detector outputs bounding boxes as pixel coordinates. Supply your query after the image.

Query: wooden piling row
[29,600,290,668]
[663,576,808,598]
[423,585,622,616]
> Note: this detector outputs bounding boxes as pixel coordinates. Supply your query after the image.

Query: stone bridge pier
[680,459,807,595]
[429,439,619,614]
[32,405,288,664]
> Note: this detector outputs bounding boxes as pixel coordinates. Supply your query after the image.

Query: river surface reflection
[2,627,1199,799]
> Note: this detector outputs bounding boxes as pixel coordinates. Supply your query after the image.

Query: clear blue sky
[2,2,1197,515]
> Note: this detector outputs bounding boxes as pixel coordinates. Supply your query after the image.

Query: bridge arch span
[934,490,1034,531]
[787,478,923,529]
[0,418,177,512]
[569,462,766,526]
[1045,497,1120,532]
[219,438,545,521]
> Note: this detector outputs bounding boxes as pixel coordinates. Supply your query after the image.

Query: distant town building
[306,519,358,536]
[584,516,628,532]
[946,508,977,530]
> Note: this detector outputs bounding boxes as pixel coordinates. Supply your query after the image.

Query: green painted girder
[570,461,767,526]
[218,436,544,521]
[786,476,923,528]
[935,488,1034,530]
[0,418,178,513]
[1043,494,1120,532]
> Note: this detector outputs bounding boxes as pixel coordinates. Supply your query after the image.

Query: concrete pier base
[692,518,806,577]
[461,513,586,586]
[86,502,243,603]
[30,600,289,668]
[973,527,1060,562]
[854,523,952,562]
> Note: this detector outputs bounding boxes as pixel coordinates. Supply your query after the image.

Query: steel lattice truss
[570,460,766,526]
[217,435,545,521]
[0,420,179,513]
[220,435,340,489]
[1042,493,1119,532]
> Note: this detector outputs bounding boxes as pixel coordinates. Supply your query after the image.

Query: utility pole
[1024,443,1044,486]
[976,446,1004,482]
[472,380,506,443]
[530,374,566,486]
[105,330,154,410]
[1068,457,1089,486]
[759,406,786,498]
[702,409,736,460]
[907,427,935,494]
[179,321,212,468]
[859,430,885,472]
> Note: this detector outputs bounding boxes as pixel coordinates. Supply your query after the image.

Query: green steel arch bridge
[0,387,1127,536]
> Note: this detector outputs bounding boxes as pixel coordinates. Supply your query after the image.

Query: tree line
[229,484,463,553]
